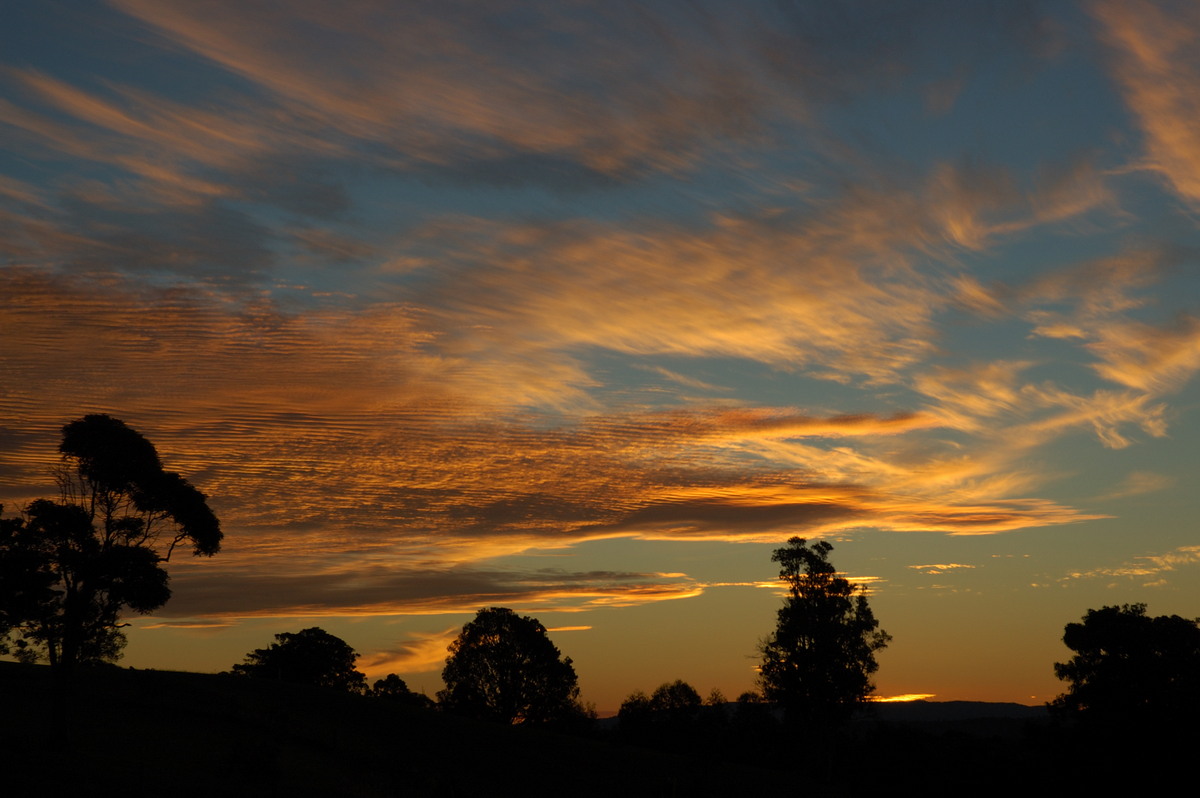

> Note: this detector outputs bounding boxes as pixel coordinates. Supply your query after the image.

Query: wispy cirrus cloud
[908,244,1194,464]
[907,563,976,576]
[159,563,704,620]
[1062,545,1200,585]
[1020,249,1200,399]
[416,160,1114,398]
[1085,316,1200,394]
[108,0,776,183]
[358,628,461,678]
[0,0,1072,293]
[1092,0,1200,204]
[0,67,351,264]
[1095,470,1176,501]
[101,0,1048,189]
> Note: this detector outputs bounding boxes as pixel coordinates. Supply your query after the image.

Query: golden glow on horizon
[872,694,936,703]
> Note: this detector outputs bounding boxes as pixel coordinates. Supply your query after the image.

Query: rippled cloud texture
[3,0,1200,705]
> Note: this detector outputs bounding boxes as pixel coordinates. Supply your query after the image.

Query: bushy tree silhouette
[1051,603,1200,726]
[758,538,889,726]
[372,673,412,699]
[651,679,702,714]
[438,607,581,724]
[232,627,368,694]
[371,673,434,708]
[0,415,220,669]
[619,679,704,737]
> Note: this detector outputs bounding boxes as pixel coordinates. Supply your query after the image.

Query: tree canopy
[231,627,368,694]
[1051,603,1200,726]
[619,679,704,734]
[58,414,221,558]
[371,673,435,709]
[651,679,703,713]
[0,415,221,669]
[758,537,890,726]
[438,607,581,724]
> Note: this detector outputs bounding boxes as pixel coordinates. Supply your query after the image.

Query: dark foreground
[1,662,1181,797]
[2,662,775,797]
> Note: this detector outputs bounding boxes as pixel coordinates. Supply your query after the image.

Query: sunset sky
[3,0,1200,712]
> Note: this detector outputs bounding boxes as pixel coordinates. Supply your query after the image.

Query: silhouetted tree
[1051,603,1200,726]
[0,505,62,661]
[617,689,654,729]
[372,673,411,699]
[758,537,890,727]
[438,607,581,724]
[232,627,368,694]
[0,415,221,669]
[732,689,776,730]
[650,679,702,723]
[371,673,434,708]
[618,679,706,739]
[56,415,221,559]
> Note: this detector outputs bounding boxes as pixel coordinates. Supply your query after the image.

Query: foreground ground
[2,662,777,797]
[0,661,1173,796]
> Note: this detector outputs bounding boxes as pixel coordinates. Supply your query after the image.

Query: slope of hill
[871,699,1047,722]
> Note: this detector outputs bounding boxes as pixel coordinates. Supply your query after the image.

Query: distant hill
[858,699,1050,739]
[869,699,1047,722]
[597,698,1048,732]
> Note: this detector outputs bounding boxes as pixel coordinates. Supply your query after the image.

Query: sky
[2,0,1200,712]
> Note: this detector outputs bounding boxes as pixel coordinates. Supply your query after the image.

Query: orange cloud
[1017,386,1168,450]
[872,693,937,703]
[923,158,1112,250]
[1092,0,1200,203]
[358,628,460,677]
[1086,316,1200,394]
[396,155,1116,409]
[4,266,1107,556]
[916,360,1035,431]
[1022,250,1159,320]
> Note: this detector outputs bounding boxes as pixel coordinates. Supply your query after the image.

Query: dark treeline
[3,652,1189,796]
